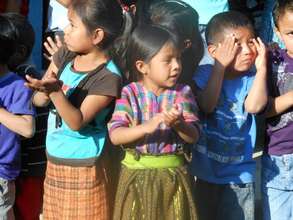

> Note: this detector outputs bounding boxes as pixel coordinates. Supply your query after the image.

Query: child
[0,13,35,219]
[262,1,293,219]
[146,0,203,92]
[3,13,47,220]
[25,0,123,219]
[191,11,267,220]
[108,25,201,220]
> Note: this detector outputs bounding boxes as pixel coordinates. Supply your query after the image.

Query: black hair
[148,0,203,86]
[205,11,254,45]
[3,13,35,72]
[126,25,179,81]
[71,0,124,51]
[0,13,18,65]
[273,0,293,28]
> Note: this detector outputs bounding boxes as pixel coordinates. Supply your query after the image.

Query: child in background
[0,13,35,219]
[108,25,200,220]
[191,11,267,220]
[262,1,293,219]
[3,13,47,220]
[147,0,203,92]
[25,0,123,219]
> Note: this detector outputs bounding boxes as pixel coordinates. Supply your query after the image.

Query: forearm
[267,93,293,118]
[173,120,200,144]
[49,90,84,131]
[197,62,225,113]
[0,109,35,138]
[245,69,268,113]
[109,125,149,146]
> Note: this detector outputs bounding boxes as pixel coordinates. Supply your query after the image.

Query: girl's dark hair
[3,13,35,71]
[126,25,179,81]
[273,0,293,28]
[205,11,254,45]
[148,0,203,86]
[71,0,123,51]
[0,14,18,65]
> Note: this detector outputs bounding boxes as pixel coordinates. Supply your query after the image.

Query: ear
[135,60,148,75]
[92,28,105,45]
[207,44,217,58]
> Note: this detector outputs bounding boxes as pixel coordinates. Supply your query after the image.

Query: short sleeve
[108,87,134,135]
[193,64,213,90]
[52,46,76,69]
[88,72,122,98]
[177,85,200,122]
[9,81,35,116]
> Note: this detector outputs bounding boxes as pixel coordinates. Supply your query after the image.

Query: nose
[172,57,181,71]
[241,43,253,55]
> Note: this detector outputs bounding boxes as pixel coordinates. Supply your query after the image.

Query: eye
[248,40,255,47]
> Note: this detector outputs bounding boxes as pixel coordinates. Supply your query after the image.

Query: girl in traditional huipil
[108,25,200,220]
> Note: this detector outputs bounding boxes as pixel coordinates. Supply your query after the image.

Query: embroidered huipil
[108,82,200,154]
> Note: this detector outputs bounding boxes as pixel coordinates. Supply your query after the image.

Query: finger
[43,53,52,61]
[43,42,55,56]
[55,35,63,48]
[47,36,59,51]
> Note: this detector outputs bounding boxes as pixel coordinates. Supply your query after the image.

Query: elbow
[109,135,120,146]
[22,128,35,138]
[245,99,268,114]
[69,124,83,131]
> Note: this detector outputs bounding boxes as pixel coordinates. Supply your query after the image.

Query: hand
[162,104,183,127]
[214,35,239,68]
[253,37,267,72]
[25,71,63,94]
[143,113,165,134]
[43,35,63,61]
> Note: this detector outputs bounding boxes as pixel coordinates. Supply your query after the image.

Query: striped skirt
[43,160,110,220]
[113,163,197,220]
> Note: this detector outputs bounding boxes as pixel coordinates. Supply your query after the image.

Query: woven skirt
[43,160,110,220]
[113,164,198,220]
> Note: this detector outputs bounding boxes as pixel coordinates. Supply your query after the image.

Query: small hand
[253,37,267,72]
[25,71,62,94]
[163,104,183,127]
[214,35,239,68]
[43,35,63,61]
[143,113,165,134]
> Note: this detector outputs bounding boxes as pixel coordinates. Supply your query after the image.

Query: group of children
[0,0,292,219]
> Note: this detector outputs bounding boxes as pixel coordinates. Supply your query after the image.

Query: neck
[74,48,109,72]
[140,79,166,96]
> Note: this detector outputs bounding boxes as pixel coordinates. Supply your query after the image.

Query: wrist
[48,89,62,99]
[214,61,226,73]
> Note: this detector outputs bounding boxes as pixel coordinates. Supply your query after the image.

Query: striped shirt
[108,82,200,154]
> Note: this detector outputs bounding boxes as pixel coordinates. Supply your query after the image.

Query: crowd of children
[0,0,292,220]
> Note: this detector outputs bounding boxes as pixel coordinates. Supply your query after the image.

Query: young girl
[0,13,35,219]
[25,0,123,219]
[108,25,200,220]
